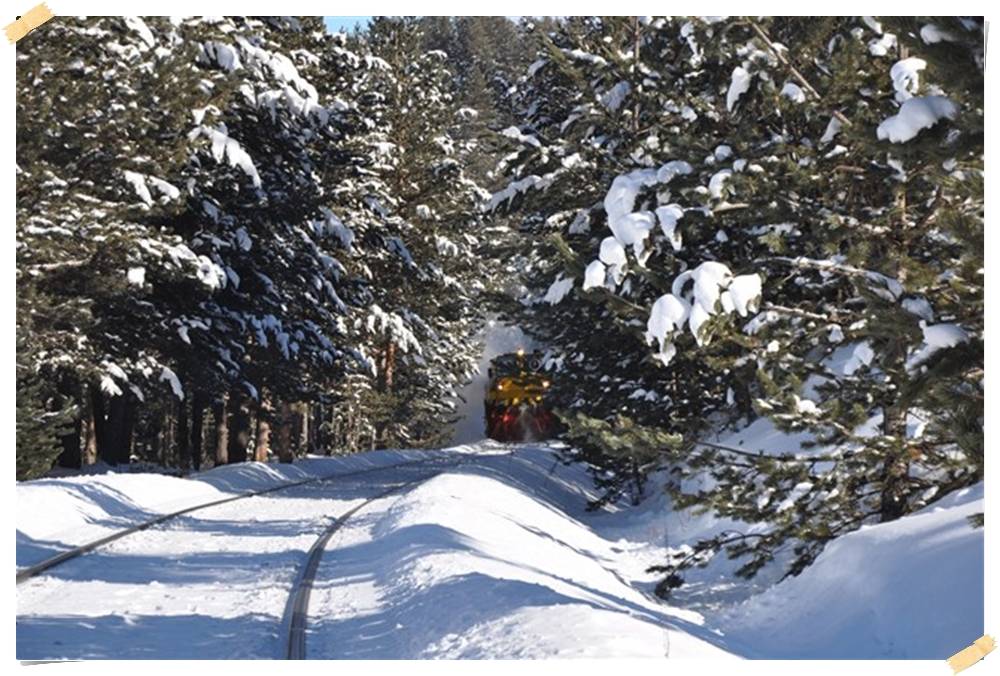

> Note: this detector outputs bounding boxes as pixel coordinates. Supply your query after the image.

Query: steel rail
[15,456,447,584]
[279,474,434,660]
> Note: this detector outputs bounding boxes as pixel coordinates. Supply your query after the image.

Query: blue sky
[324,16,373,34]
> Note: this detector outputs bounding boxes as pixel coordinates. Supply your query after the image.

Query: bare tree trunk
[254,395,271,463]
[383,340,397,391]
[275,400,295,463]
[177,396,191,471]
[191,391,205,471]
[879,404,910,522]
[214,393,229,466]
[294,402,310,455]
[82,388,98,466]
[228,392,251,464]
[374,340,398,448]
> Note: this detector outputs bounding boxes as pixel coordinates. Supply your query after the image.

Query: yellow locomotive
[485,349,555,442]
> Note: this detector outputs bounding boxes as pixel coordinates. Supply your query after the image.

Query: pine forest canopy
[16,16,983,593]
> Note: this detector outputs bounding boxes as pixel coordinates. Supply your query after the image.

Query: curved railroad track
[16,455,453,584]
[279,472,436,659]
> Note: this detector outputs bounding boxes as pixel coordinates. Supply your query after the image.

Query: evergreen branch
[762,302,842,322]
[712,202,751,214]
[746,19,852,128]
[693,439,847,463]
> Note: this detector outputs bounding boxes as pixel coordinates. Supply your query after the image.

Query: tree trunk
[228,392,251,464]
[254,395,271,463]
[275,400,295,463]
[632,16,641,133]
[879,404,909,522]
[101,394,132,466]
[383,340,397,391]
[191,391,205,471]
[291,402,309,455]
[161,400,175,467]
[90,387,107,461]
[323,407,332,456]
[631,457,644,505]
[82,389,98,466]
[58,418,82,469]
[177,396,191,471]
[56,378,83,469]
[214,393,229,467]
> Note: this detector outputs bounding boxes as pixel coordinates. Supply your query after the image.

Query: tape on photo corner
[6,3,53,44]
[948,635,995,674]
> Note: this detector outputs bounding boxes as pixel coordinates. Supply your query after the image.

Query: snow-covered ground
[16,438,983,660]
[718,482,984,659]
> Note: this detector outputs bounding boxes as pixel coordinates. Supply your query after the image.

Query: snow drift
[719,483,984,658]
[17,440,984,660]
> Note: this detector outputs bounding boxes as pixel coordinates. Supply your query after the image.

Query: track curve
[280,475,433,659]
[16,456,447,584]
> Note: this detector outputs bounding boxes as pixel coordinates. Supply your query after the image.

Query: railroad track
[279,472,437,659]
[15,455,457,584]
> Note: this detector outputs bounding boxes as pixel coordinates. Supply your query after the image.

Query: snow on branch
[645,262,762,365]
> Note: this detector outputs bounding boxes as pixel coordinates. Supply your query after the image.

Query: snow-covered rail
[280,473,437,659]
[15,457,446,585]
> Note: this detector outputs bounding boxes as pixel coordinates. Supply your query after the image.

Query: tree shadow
[308,521,738,658]
[17,612,282,660]
[25,548,306,586]
[17,462,443,571]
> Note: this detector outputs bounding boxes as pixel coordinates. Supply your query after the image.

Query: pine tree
[486,17,763,503]
[16,286,77,479]
[346,17,491,448]
[488,16,983,588]
[16,16,418,470]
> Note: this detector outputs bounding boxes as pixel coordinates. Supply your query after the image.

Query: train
[484,349,556,442]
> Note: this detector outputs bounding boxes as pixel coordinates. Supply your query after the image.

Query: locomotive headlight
[542,380,550,388]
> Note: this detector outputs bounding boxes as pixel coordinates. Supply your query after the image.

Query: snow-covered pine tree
[487,17,765,504]
[344,17,491,449]
[489,16,981,587]
[15,285,77,479]
[17,15,224,468]
[626,16,985,590]
[17,16,393,470]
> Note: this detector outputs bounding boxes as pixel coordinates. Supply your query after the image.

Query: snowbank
[718,483,984,658]
[17,437,983,660]
[307,446,734,658]
[17,448,474,570]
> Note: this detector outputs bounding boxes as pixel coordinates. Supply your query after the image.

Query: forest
[16,16,983,593]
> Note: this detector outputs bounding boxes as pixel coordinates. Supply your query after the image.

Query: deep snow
[16,437,984,660]
[17,443,730,659]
